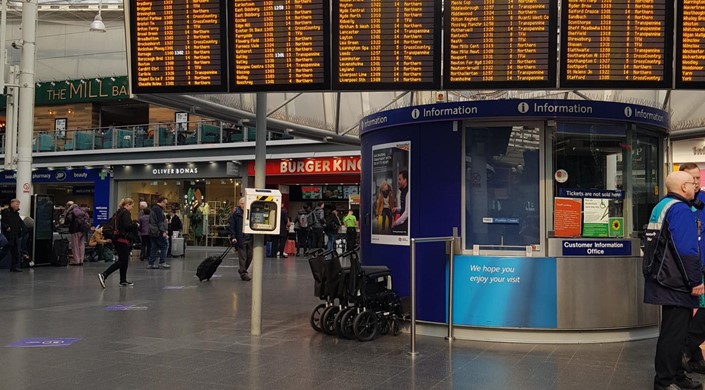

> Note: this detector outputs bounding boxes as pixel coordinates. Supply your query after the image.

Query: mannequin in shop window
[190,200,204,245]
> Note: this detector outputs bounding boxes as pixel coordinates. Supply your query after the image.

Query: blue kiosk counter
[359,99,667,343]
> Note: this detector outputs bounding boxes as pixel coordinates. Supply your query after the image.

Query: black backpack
[102,210,122,239]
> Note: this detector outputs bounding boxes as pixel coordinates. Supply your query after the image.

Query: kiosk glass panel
[551,123,660,238]
[464,126,540,252]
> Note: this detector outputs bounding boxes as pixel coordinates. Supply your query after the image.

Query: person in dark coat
[148,196,170,269]
[1,199,25,272]
[644,171,704,390]
[228,197,252,281]
[99,198,139,288]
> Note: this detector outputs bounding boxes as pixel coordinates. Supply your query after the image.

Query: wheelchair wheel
[334,307,354,338]
[391,318,401,336]
[321,306,340,335]
[339,308,357,340]
[310,303,326,333]
[353,310,378,342]
[378,317,390,336]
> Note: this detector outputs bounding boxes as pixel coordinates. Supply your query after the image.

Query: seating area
[27,121,276,153]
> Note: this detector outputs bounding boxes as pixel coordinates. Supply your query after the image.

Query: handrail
[408,231,457,357]
[23,118,302,154]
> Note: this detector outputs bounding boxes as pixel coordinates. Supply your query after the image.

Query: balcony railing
[16,120,292,154]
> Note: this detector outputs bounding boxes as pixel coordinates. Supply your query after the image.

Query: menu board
[444,0,557,88]
[230,0,330,91]
[676,0,705,89]
[560,0,673,89]
[129,0,228,93]
[333,0,441,90]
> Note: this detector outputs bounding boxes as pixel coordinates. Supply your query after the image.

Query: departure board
[444,0,557,89]
[560,0,673,89]
[676,0,705,89]
[332,0,441,90]
[230,0,330,92]
[129,0,228,93]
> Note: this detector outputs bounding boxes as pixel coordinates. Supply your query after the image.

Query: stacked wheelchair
[308,248,406,341]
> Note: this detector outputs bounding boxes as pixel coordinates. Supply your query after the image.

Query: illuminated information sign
[333,0,441,90]
[676,0,705,89]
[230,0,329,91]
[560,0,673,89]
[129,0,227,93]
[444,0,557,89]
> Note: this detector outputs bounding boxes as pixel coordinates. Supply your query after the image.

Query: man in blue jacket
[645,170,704,390]
[680,163,705,376]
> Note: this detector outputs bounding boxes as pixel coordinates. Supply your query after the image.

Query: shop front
[359,99,668,342]
[112,162,243,245]
[0,168,110,225]
[247,156,361,214]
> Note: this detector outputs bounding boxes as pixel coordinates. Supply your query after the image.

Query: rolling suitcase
[171,237,185,257]
[196,244,233,282]
[52,238,70,266]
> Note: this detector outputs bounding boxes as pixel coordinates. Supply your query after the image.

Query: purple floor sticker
[105,304,148,311]
[7,338,80,348]
[210,274,222,278]
[163,285,197,290]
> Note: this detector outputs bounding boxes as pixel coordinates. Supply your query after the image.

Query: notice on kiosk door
[452,256,557,328]
[583,198,609,237]
[554,197,581,237]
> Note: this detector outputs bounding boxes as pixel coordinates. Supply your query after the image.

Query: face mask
[381,189,390,197]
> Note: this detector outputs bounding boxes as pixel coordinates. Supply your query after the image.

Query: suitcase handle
[218,242,235,261]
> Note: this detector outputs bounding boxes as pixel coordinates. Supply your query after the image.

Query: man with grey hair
[644,170,704,390]
[228,197,252,281]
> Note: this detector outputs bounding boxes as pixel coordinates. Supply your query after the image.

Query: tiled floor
[0,248,684,389]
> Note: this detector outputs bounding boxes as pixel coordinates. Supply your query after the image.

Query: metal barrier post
[408,238,418,356]
[446,229,457,341]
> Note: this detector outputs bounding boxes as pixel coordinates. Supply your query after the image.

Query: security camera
[10,40,22,49]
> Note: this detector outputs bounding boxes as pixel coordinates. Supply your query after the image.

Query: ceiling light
[89,2,106,33]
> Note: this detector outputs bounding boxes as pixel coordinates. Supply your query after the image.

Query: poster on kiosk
[244,188,282,235]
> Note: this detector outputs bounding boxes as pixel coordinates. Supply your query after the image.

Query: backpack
[325,213,340,234]
[70,207,92,233]
[102,210,122,239]
[298,212,310,228]
[642,199,680,283]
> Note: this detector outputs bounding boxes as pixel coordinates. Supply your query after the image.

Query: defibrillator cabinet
[244,188,282,235]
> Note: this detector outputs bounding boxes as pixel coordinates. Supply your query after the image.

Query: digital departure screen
[443,0,557,89]
[129,0,228,93]
[230,0,330,92]
[560,0,673,89]
[676,0,705,89]
[332,0,441,90]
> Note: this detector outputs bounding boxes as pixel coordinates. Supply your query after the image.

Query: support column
[16,0,37,207]
[251,92,267,336]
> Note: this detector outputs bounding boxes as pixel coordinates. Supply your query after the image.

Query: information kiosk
[359,99,668,342]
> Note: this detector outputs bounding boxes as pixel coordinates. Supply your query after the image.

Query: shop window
[465,126,541,252]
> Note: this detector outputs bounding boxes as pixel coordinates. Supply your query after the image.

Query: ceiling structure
[3,1,705,144]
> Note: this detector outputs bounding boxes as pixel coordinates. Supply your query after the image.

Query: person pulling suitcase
[228,197,252,281]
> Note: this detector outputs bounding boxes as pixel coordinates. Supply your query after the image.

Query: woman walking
[98,198,138,288]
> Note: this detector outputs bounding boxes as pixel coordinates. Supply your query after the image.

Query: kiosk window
[552,123,661,238]
[465,126,541,252]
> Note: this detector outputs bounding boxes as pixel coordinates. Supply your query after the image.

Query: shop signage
[247,156,361,175]
[562,240,632,256]
[0,76,129,106]
[359,99,669,133]
[0,168,103,183]
[113,163,227,180]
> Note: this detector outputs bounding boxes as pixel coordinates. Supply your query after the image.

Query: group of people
[646,163,705,390]
[293,201,358,255]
